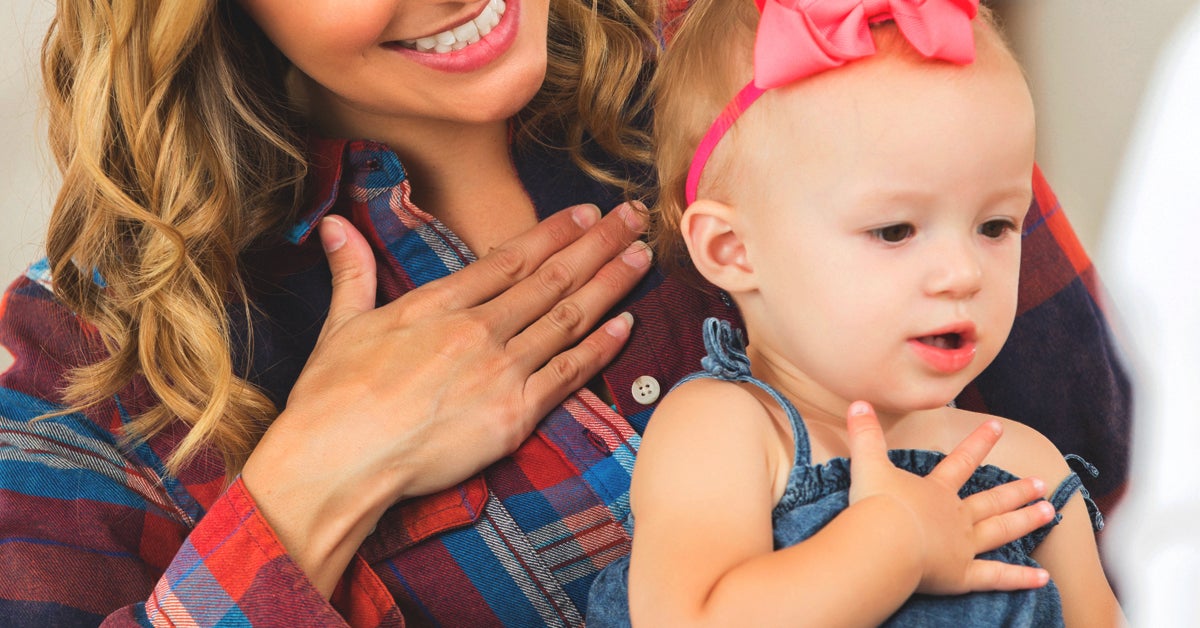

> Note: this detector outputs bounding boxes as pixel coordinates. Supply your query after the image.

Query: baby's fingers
[846,401,888,464]
[966,476,1046,522]
[964,559,1050,592]
[927,420,1003,489]
[973,499,1056,553]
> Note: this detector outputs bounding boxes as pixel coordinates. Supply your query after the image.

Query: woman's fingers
[523,312,636,417]
[415,203,625,314]
[400,204,600,317]
[478,202,647,338]
[505,240,652,369]
[319,215,378,331]
[927,420,1003,489]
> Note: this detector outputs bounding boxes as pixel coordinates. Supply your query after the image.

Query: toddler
[587,0,1122,625]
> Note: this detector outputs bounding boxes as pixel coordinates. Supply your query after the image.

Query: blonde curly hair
[41,0,660,476]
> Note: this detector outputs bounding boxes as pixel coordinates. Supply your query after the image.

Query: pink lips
[907,324,978,374]
[384,0,521,73]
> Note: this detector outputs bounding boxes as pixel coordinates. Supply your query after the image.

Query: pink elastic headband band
[684,0,981,205]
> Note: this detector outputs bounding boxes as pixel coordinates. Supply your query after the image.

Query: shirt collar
[285,136,411,246]
[284,132,637,247]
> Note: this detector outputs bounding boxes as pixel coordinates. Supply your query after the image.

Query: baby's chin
[864,391,968,417]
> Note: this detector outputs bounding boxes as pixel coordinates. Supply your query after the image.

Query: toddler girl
[587,0,1122,625]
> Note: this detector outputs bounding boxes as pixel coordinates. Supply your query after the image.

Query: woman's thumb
[319,215,377,324]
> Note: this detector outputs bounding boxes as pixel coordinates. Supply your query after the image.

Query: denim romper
[587,318,1101,627]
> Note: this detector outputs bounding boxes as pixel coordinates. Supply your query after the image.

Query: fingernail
[606,312,634,337]
[622,241,653,269]
[617,202,648,232]
[1038,501,1054,517]
[986,420,1002,436]
[849,401,871,416]
[1030,477,1045,494]
[319,217,346,253]
[572,204,600,229]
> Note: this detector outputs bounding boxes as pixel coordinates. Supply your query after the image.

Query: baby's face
[734,31,1036,416]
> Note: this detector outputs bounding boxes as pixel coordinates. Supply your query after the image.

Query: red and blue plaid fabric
[0,130,1130,625]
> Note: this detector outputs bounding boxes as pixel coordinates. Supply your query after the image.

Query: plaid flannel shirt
[0,129,1130,625]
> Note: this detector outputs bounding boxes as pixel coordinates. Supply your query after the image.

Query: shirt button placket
[630,375,661,405]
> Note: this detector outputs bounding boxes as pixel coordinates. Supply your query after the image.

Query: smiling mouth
[395,0,507,54]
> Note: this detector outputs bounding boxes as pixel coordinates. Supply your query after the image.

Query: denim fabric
[588,318,1083,627]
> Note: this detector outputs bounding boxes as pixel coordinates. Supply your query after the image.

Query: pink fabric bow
[754,0,980,89]
[685,0,981,204]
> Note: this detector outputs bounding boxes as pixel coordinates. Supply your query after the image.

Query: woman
[0,0,1129,625]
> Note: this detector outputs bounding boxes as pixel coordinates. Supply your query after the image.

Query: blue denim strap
[674,318,814,466]
[1063,454,1105,531]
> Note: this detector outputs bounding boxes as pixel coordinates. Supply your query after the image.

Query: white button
[631,376,661,405]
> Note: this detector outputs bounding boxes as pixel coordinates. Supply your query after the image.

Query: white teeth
[401,0,506,54]
[453,21,480,44]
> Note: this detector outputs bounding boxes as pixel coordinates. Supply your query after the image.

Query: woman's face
[240,0,550,136]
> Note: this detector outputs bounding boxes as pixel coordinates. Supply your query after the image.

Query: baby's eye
[979,219,1018,239]
[870,223,915,243]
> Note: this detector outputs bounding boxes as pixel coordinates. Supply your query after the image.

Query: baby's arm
[626,381,1051,627]
[1011,426,1124,626]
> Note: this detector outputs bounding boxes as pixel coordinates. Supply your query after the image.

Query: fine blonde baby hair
[650,0,1003,280]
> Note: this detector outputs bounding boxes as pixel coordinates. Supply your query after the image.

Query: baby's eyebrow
[985,186,1036,206]
[852,187,937,208]
[851,184,1033,210]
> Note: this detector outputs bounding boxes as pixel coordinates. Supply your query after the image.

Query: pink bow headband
[684,0,981,204]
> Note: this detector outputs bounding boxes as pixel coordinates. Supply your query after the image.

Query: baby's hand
[845,401,1054,595]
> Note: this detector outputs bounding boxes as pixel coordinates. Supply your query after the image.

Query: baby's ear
[680,199,757,293]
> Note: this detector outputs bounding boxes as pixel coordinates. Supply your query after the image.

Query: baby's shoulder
[914,408,1070,481]
[645,376,783,449]
[654,376,773,425]
[960,410,1072,483]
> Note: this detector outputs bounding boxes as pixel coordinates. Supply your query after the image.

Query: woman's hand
[845,401,1055,596]
[241,203,651,596]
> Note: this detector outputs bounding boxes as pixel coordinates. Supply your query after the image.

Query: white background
[1,0,57,309]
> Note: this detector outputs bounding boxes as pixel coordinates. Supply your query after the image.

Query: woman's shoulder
[4,257,57,300]
[1,258,103,410]
[0,260,188,507]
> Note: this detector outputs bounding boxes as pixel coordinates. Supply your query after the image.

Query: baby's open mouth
[917,333,964,350]
[394,0,507,54]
